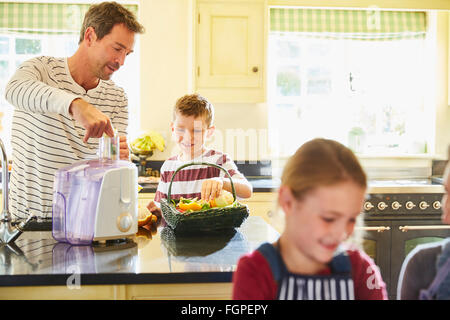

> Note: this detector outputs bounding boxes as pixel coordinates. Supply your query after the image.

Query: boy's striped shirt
[154,149,243,203]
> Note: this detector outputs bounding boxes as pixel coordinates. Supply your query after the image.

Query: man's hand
[69,98,114,143]
[119,135,129,160]
[201,177,223,201]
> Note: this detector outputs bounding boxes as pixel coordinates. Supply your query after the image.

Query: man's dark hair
[79,1,144,44]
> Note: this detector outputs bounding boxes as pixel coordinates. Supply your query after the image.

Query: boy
[147,93,253,215]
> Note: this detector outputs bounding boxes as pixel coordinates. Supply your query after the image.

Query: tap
[0,138,33,244]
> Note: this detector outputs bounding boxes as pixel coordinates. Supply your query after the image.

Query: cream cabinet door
[196,0,266,103]
[138,193,155,209]
[239,192,284,232]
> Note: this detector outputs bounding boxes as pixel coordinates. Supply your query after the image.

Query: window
[268,8,431,157]
[0,2,140,157]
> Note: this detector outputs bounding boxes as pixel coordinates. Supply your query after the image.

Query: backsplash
[138,160,272,178]
[432,159,448,176]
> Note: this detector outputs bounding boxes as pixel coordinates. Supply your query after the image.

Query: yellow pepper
[179,201,203,211]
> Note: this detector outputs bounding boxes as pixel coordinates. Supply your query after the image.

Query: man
[4,2,144,220]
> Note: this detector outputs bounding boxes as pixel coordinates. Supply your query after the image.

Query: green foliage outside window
[15,39,41,55]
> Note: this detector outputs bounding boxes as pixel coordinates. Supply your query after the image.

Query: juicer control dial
[419,201,429,210]
[433,201,442,210]
[117,212,132,232]
[405,201,416,210]
[377,202,388,211]
[364,202,374,211]
[391,201,402,210]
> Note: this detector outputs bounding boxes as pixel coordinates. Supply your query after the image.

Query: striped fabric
[5,56,128,219]
[154,150,242,203]
[0,2,138,34]
[278,276,355,300]
[270,7,427,40]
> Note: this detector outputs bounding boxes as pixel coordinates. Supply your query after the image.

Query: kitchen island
[0,216,279,300]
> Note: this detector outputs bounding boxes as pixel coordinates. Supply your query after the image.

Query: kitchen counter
[0,216,279,288]
[138,176,445,194]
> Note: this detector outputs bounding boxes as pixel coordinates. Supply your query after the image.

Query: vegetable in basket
[175,190,235,214]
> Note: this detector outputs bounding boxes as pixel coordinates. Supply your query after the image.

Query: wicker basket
[160,162,249,234]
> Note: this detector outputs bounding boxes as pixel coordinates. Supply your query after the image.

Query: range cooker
[360,179,449,300]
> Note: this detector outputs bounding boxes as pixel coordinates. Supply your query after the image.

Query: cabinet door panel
[196,1,265,102]
[360,220,392,296]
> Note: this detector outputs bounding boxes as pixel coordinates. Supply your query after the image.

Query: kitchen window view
[267,8,431,157]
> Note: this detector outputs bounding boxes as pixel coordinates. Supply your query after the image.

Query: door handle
[399,225,450,232]
[355,226,391,233]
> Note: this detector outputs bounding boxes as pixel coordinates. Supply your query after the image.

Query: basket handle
[167,162,237,204]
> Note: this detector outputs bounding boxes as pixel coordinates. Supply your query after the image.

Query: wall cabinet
[195,0,266,103]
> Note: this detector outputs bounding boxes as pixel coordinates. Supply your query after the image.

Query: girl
[232,138,387,300]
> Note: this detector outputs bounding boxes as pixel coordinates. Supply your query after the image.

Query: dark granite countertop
[0,216,279,287]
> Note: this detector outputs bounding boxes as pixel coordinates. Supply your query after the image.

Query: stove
[360,178,448,299]
[364,178,444,218]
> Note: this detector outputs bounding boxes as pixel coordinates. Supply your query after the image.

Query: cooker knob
[377,202,388,210]
[391,201,402,210]
[432,201,441,210]
[364,202,374,211]
[419,201,429,210]
[405,201,416,210]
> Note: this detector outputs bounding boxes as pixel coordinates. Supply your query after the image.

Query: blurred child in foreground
[232,138,387,300]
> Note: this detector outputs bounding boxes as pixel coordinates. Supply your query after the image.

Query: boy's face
[171,112,214,159]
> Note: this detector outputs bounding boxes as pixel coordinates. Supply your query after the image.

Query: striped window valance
[0,2,138,35]
[270,8,427,40]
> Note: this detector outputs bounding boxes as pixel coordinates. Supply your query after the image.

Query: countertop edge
[0,272,233,287]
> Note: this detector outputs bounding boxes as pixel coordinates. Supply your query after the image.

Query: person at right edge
[232,138,387,300]
[397,150,450,300]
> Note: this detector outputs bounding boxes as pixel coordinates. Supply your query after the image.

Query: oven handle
[399,225,450,232]
[355,226,391,233]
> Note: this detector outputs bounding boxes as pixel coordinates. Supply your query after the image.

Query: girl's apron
[257,242,354,300]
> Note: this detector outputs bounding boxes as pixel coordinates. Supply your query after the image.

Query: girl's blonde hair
[281,138,367,201]
[276,138,367,247]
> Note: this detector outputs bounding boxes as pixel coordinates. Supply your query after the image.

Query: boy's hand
[201,177,223,201]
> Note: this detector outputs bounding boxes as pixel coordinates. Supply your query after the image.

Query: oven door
[391,219,450,299]
[359,220,392,296]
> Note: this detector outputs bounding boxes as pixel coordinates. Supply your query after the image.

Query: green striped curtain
[270,8,427,40]
[0,2,138,35]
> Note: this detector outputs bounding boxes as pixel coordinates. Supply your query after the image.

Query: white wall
[138,0,193,160]
[435,11,450,159]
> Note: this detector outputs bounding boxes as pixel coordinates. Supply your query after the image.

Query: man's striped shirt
[154,149,243,203]
[4,56,128,219]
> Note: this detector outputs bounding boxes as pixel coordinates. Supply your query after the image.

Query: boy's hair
[281,138,367,201]
[79,1,145,44]
[173,93,214,127]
